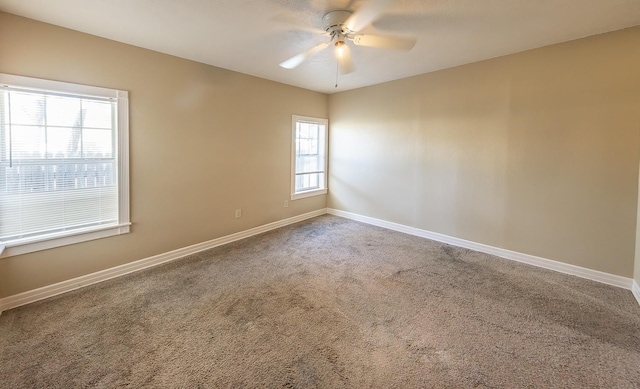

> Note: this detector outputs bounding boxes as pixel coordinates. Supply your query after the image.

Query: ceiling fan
[278,0,417,75]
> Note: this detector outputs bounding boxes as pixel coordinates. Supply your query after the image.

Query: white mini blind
[0,84,119,243]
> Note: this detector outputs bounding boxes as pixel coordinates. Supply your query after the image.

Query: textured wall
[329,27,640,277]
[636,162,640,286]
[2,11,639,298]
[0,12,328,297]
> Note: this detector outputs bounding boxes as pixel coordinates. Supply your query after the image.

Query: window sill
[291,188,327,201]
[0,223,131,258]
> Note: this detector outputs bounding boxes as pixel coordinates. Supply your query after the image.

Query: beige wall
[0,12,328,298]
[329,27,640,277]
[2,11,639,299]
[636,162,640,285]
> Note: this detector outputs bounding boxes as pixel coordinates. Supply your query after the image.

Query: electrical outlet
[235,209,242,218]
[284,200,289,208]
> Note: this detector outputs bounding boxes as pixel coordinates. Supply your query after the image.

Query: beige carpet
[1,215,639,388]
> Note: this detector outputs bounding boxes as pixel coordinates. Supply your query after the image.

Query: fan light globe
[335,41,346,57]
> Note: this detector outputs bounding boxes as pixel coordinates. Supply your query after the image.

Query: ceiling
[1,0,639,94]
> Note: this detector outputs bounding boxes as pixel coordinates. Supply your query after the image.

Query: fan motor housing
[323,10,353,34]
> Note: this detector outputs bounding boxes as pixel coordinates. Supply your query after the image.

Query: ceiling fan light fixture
[334,40,346,57]
[278,1,415,78]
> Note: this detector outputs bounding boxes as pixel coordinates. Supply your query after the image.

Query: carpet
[1,215,639,388]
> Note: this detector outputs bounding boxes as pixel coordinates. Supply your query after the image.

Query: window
[291,115,328,200]
[0,73,130,257]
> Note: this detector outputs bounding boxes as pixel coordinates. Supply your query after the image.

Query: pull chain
[335,60,339,89]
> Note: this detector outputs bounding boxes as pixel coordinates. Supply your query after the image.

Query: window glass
[0,73,130,257]
[291,115,327,200]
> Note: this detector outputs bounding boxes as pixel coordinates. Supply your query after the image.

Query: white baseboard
[3,208,638,313]
[327,208,635,292]
[633,280,640,306]
[0,209,327,314]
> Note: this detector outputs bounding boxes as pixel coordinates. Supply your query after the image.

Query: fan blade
[337,44,353,75]
[345,0,396,33]
[279,42,329,69]
[352,34,416,51]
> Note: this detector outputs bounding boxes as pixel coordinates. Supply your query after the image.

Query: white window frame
[291,115,328,200]
[0,73,130,258]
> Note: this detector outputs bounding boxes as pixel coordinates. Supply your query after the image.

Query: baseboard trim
[3,208,637,313]
[0,209,327,314]
[327,208,634,291]
[633,281,640,307]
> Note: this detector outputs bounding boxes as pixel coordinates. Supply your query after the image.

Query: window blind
[0,85,119,244]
